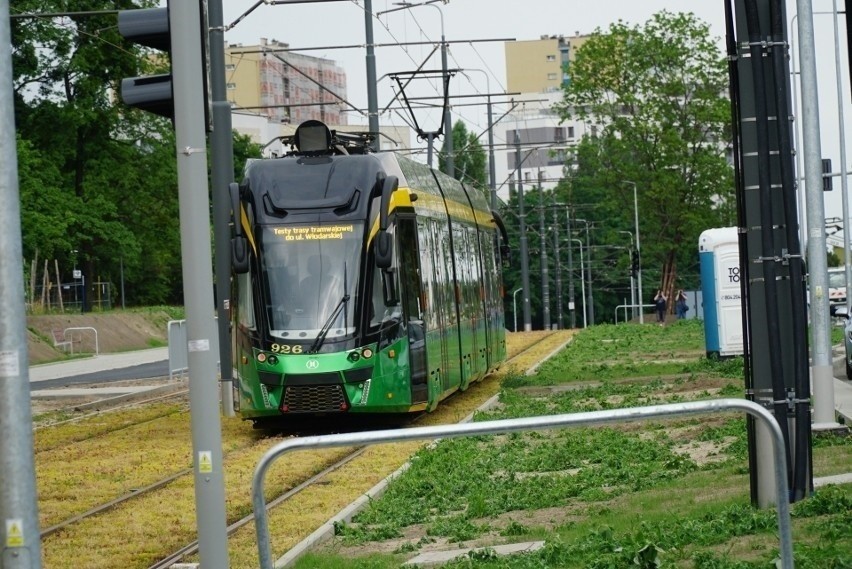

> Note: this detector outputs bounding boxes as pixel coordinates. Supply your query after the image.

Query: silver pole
[619,230,635,320]
[0,0,42,563]
[171,1,230,566]
[797,0,837,425]
[790,14,807,249]
[512,287,522,332]
[831,0,851,316]
[209,0,235,417]
[624,181,644,324]
[572,238,587,328]
[364,0,380,151]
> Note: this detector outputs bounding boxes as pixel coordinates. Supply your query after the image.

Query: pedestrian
[675,289,689,319]
[654,289,667,325]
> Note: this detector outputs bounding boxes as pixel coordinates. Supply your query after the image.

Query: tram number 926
[269,344,304,354]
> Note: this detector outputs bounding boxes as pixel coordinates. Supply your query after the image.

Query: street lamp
[575,218,593,325]
[512,287,523,332]
[622,181,643,323]
[460,68,498,210]
[571,239,587,328]
[619,230,636,320]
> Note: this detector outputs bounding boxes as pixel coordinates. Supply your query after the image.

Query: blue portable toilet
[699,227,744,357]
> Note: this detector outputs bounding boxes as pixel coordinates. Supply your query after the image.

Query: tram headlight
[361,348,373,359]
[257,353,267,363]
[347,351,360,362]
[267,355,279,365]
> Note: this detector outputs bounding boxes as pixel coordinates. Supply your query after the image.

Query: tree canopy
[555,11,735,309]
[12,0,262,309]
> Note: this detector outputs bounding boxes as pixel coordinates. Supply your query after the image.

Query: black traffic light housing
[118,7,173,118]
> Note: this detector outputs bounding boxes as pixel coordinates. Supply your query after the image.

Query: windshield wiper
[308,294,350,354]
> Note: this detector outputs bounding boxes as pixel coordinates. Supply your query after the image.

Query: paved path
[28,347,168,383]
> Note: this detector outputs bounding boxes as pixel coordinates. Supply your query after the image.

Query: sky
[219,0,852,225]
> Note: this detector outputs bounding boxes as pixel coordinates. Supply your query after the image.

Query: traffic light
[823,158,833,192]
[118,7,173,118]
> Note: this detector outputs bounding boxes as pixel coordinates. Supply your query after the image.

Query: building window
[524,172,532,182]
[547,73,558,81]
[554,127,564,142]
[567,126,575,139]
[546,54,556,62]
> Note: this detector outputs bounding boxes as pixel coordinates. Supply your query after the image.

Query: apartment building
[495,35,590,200]
[224,38,348,125]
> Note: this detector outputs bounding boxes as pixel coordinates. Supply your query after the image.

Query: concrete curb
[274,336,570,567]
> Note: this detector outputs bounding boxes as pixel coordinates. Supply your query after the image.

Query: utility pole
[576,218,594,325]
[171,1,230,565]
[566,211,576,329]
[487,93,496,210]
[364,0,380,151]
[552,207,563,329]
[539,189,550,329]
[515,131,532,331]
[0,0,42,563]
[208,0,235,417]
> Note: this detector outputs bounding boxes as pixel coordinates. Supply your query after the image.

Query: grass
[300,321,852,569]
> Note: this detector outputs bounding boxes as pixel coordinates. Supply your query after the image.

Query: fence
[251,398,794,569]
[167,319,220,381]
[28,281,112,313]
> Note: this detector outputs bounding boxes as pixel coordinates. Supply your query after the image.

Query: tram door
[398,217,427,403]
[418,218,451,397]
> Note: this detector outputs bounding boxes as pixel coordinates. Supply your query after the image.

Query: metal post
[171,2,230,566]
[624,181,644,323]
[553,209,563,330]
[571,239,587,328]
[831,0,852,316]
[0,0,42,562]
[620,231,635,321]
[539,194,550,330]
[576,219,593,325]
[209,0,235,417]
[487,94,496,210]
[566,211,575,328]
[440,28,453,178]
[797,0,837,425]
[120,256,126,310]
[515,132,532,331]
[790,13,806,248]
[364,0,380,151]
[512,287,522,332]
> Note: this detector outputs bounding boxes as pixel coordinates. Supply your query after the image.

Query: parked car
[833,305,852,379]
[828,267,847,316]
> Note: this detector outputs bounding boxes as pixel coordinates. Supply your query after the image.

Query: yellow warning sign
[198,451,213,474]
[6,519,24,547]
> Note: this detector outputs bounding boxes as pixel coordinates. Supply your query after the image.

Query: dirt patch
[26,310,174,365]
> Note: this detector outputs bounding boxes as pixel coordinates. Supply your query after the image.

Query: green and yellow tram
[229,120,508,426]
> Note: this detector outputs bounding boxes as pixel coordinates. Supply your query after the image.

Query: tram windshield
[261,222,363,340]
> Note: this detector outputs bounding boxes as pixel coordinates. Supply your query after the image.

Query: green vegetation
[300,322,852,569]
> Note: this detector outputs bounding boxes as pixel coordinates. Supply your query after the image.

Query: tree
[555,11,734,311]
[439,121,488,192]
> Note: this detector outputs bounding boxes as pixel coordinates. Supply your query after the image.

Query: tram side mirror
[375,231,393,269]
[382,268,399,307]
[230,182,250,274]
[374,174,398,269]
[500,244,511,268]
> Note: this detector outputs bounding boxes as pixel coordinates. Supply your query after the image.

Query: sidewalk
[28,347,168,384]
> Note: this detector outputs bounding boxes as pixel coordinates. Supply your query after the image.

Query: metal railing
[614,303,654,324]
[251,399,794,569]
[63,327,99,356]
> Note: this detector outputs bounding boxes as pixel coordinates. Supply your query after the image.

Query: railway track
[38,330,572,569]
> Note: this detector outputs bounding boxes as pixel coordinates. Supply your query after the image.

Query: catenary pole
[797,0,837,426]
[0,0,43,564]
[553,207,563,329]
[831,0,851,316]
[209,0,235,417]
[567,211,576,328]
[515,131,532,331]
[171,1,230,566]
[539,191,550,329]
[364,0,380,150]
